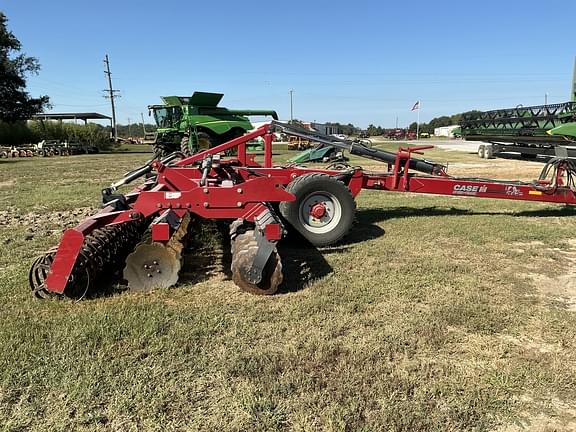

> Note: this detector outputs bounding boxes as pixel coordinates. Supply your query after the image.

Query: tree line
[407,111,480,135]
[305,116,481,137]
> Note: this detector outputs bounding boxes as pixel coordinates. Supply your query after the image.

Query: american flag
[411,101,420,111]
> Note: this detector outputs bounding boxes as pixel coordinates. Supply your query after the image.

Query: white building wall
[434,125,460,137]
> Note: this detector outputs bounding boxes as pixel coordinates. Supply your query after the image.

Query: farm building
[434,125,460,137]
[303,122,340,135]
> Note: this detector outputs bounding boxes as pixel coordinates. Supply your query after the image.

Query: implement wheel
[280,173,356,247]
[29,248,90,300]
[231,229,282,295]
[477,144,485,158]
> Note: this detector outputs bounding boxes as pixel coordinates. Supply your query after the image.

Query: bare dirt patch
[448,160,543,181]
[509,241,546,254]
[0,207,95,238]
[494,397,576,431]
[522,241,576,311]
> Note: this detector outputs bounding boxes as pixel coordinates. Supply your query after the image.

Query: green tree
[367,124,380,136]
[0,12,49,122]
[113,123,157,138]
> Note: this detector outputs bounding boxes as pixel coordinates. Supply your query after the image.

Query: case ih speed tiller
[29,121,576,299]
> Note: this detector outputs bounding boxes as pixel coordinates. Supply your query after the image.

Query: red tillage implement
[29,121,576,299]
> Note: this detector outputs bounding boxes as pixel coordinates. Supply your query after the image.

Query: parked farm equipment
[29,121,576,299]
[0,145,35,158]
[148,91,278,157]
[460,60,576,159]
[0,141,99,158]
[460,102,576,159]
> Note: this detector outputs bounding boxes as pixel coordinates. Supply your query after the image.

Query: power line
[103,54,120,140]
[50,103,110,108]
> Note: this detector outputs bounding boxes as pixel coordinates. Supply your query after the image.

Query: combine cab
[148,91,278,157]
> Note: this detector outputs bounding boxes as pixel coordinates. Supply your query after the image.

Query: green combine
[148,92,278,156]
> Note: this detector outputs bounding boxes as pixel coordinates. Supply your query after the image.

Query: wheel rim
[29,252,55,299]
[298,192,342,234]
[198,137,211,150]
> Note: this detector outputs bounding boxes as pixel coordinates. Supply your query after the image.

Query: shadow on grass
[358,205,576,223]
[0,159,26,164]
[301,208,388,257]
[277,236,333,293]
[103,150,153,155]
[73,204,576,299]
[491,152,551,163]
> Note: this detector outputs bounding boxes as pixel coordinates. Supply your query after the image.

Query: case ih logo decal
[452,184,524,197]
[505,185,523,196]
[453,184,488,195]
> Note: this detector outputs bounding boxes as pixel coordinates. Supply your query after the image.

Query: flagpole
[416,101,420,140]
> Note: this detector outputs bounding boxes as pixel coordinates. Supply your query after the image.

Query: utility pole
[395,116,398,128]
[572,57,576,102]
[103,54,120,141]
[289,89,294,123]
[128,117,132,137]
[141,112,147,134]
[545,93,548,106]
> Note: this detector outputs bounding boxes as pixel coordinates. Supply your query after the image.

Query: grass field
[1,142,575,431]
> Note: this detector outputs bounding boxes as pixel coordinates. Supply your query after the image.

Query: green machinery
[459,60,576,158]
[148,92,278,156]
[287,145,343,164]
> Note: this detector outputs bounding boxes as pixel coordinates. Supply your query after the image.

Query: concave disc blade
[123,243,181,291]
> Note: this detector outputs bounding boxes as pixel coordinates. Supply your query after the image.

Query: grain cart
[30,121,576,299]
[148,91,278,157]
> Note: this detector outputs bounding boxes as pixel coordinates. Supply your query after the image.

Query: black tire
[153,142,166,158]
[180,136,191,156]
[477,144,485,158]
[484,145,493,159]
[195,131,217,151]
[231,229,282,295]
[183,131,217,154]
[279,173,356,247]
[153,140,177,158]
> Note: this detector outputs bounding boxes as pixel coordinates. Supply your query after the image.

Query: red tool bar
[361,173,576,204]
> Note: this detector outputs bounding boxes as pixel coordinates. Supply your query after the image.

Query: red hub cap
[310,203,327,219]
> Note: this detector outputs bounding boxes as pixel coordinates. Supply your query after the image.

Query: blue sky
[1,0,574,128]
